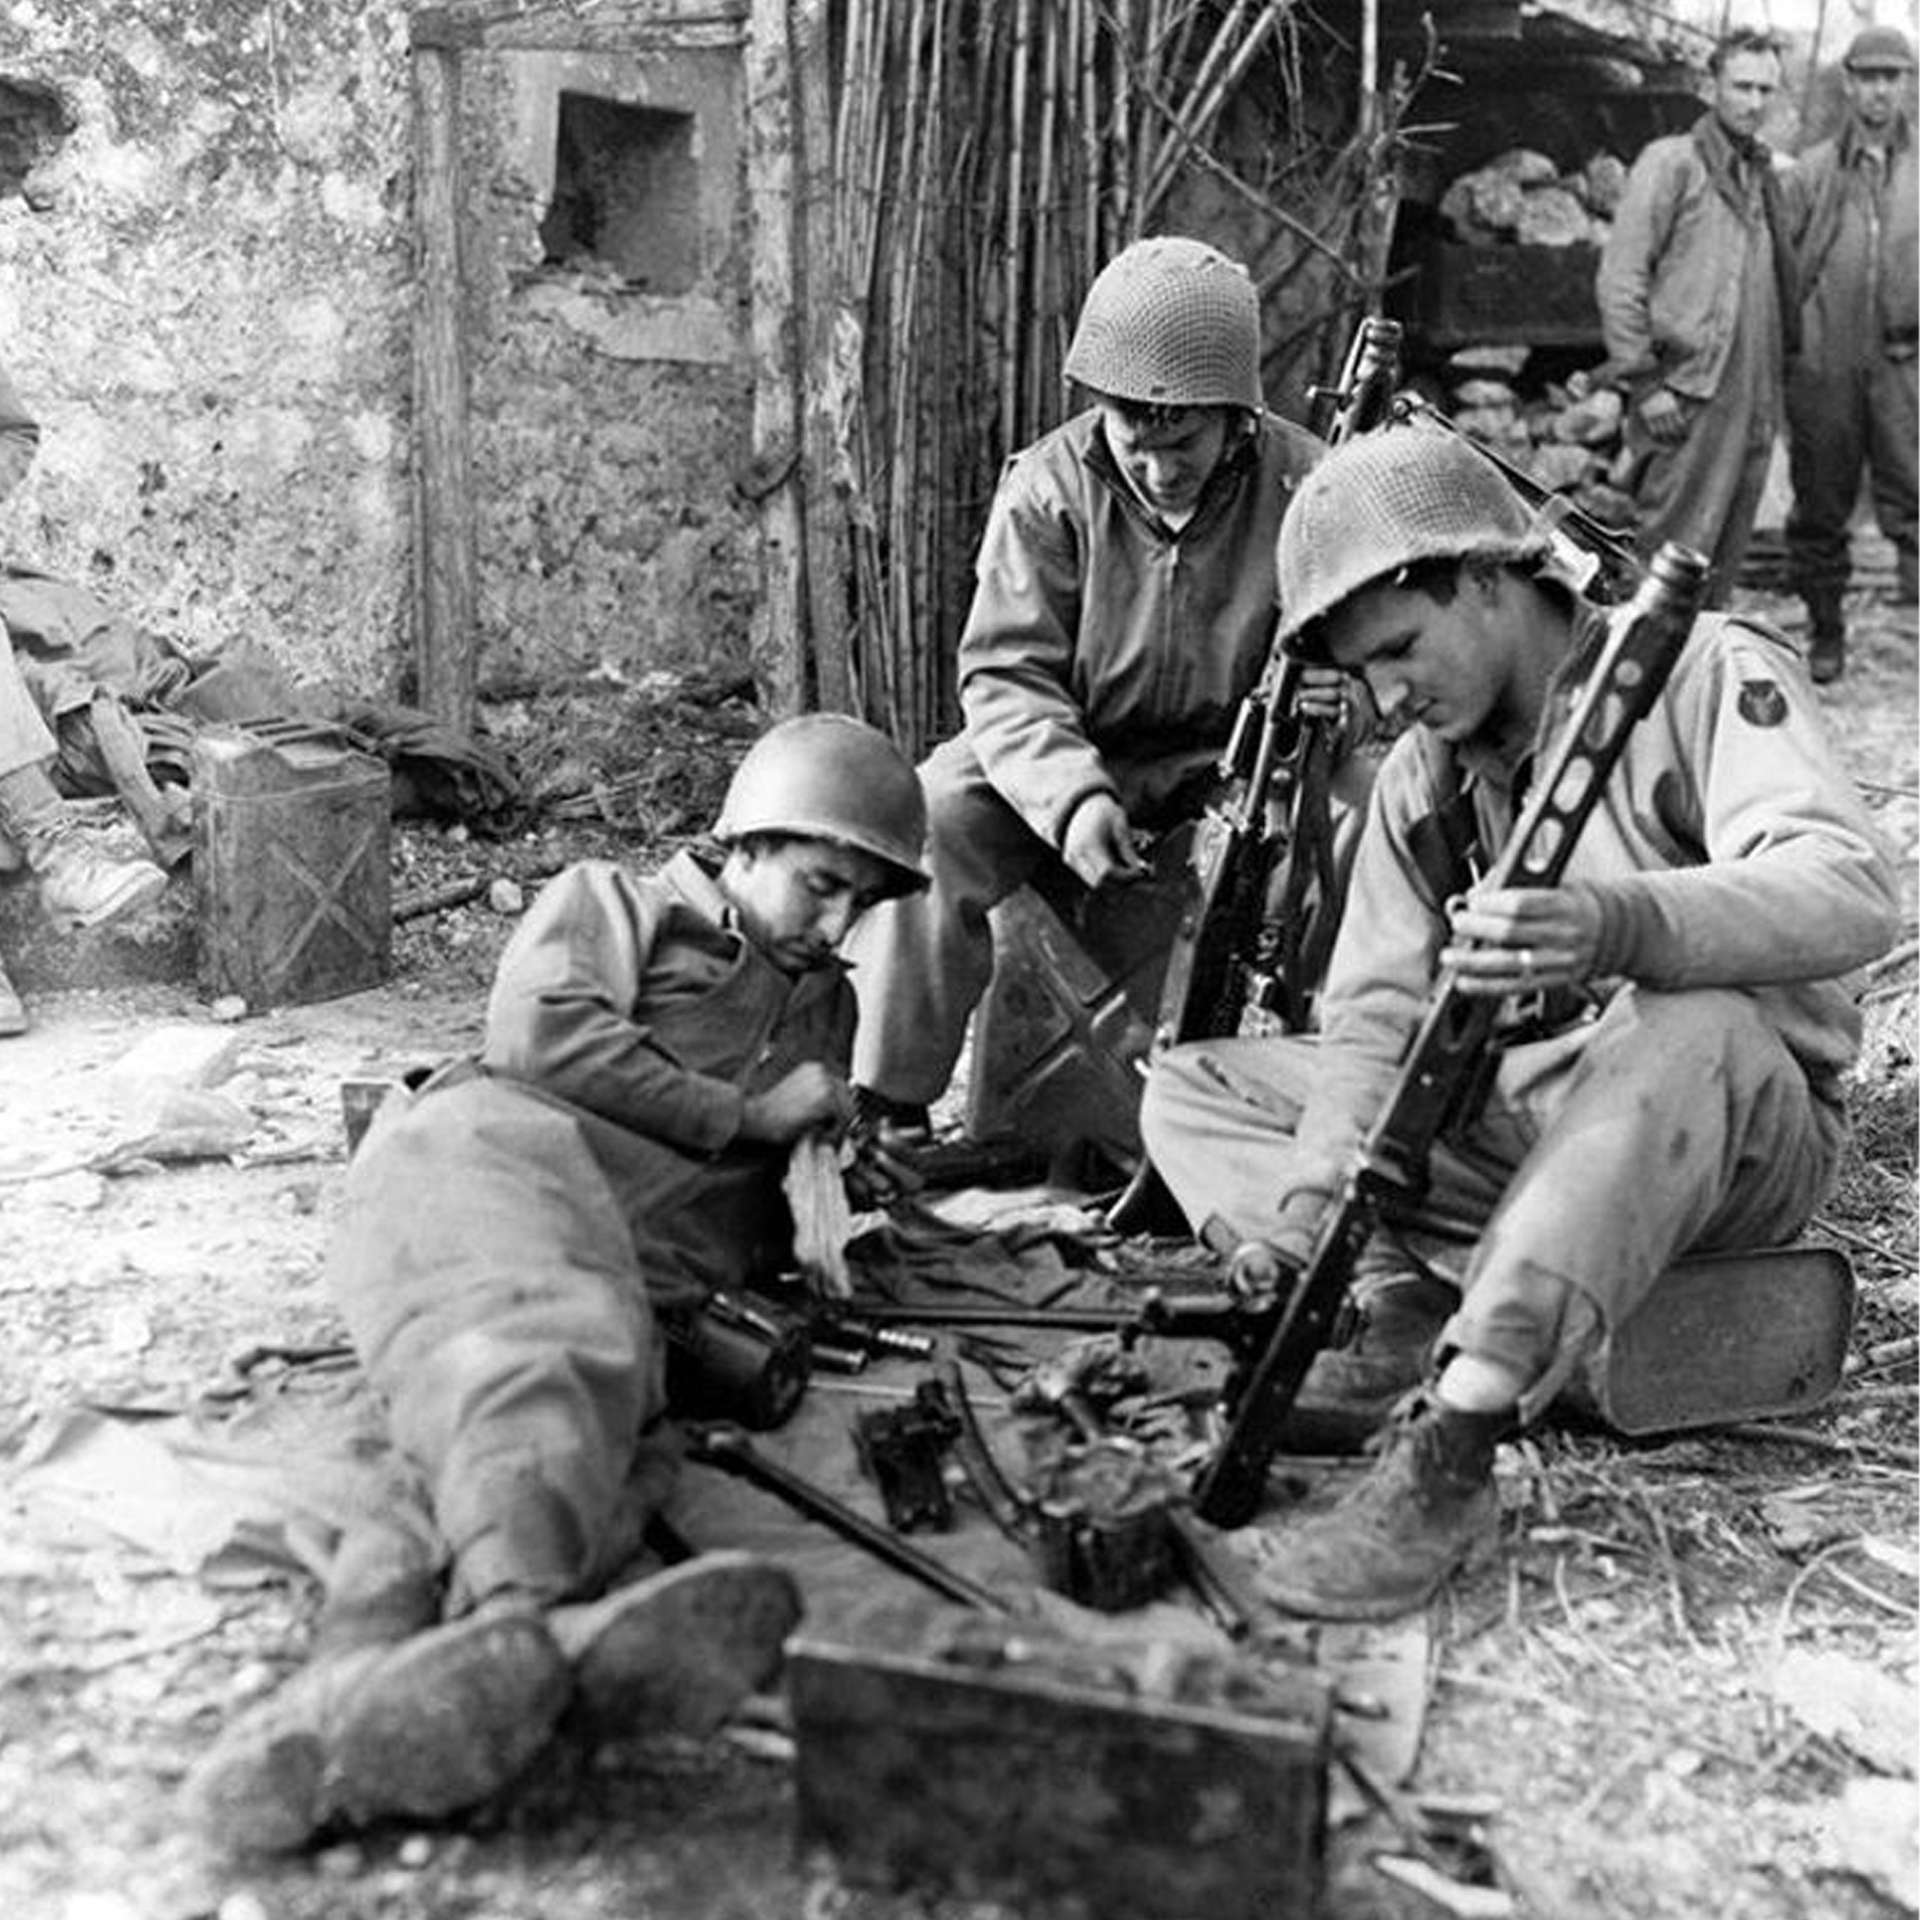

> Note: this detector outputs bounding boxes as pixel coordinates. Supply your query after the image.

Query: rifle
[1391,390,1642,604]
[1151,317,1405,1052]
[1191,541,1710,1527]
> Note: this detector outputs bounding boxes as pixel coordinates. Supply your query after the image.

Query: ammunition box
[789,1613,1330,1919]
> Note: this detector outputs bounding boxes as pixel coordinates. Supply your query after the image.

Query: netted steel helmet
[1063,236,1263,410]
[1275,421,1550,650]
[714,713,929,896]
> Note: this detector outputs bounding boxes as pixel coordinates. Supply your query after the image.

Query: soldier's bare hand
[1637,384,1687,445]
[740,1063,854,1143]
[1227,1238,1295,1305]
[1442,884,1603,996]
[1292,665,1351,723]
[1062,791,1148,890]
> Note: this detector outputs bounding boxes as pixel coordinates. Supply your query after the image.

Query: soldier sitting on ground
[842,235,1363,1142]
[182,714,930,1851]
[0,364,170,1035]
[1141,423,1898,1621]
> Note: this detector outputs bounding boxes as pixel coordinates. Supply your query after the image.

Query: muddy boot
[1804,588,1846,685]
[0,765,171,934]
[182,1605,571,1853]
[1256,1397,1509,1622]
[1280,1274,1457,1455]
[181,1643,390,1854]
[326,1604,573,1828]
[547,1551,802,1742]
[0,954,24,1037]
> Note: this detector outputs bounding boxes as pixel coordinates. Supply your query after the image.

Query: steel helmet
[1275,420,1550,650]
[714,713,929,896]
[1063,236,1263,411]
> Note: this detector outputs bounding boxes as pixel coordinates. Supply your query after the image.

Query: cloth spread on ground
[4,1190,1429,1800]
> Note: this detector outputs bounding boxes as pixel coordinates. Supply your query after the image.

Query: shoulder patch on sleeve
[1736,678,1788,728]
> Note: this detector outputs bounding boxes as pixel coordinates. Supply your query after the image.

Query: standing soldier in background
[845,235,1352,1135]
[1597,29,1796,607]
[1784,24,1919,683]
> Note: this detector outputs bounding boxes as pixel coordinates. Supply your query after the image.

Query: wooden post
[410,39,479,735]
[793,0,852,715]
[745,0,808,718]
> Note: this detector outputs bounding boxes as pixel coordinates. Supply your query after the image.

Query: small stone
[397,1833,435,1868]
[487,878,525,915]
[210,996,250,1023]
[218,1893,273,1920]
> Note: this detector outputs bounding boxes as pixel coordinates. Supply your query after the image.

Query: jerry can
[965,825,1193,1175]
[192,724,393,1008]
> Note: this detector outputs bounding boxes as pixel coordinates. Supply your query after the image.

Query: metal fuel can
[191,725,392,1009]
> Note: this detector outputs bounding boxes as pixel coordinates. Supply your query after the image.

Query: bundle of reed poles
[819,0,1418,758]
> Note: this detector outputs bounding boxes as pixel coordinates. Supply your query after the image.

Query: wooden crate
[789,1618,1330,1920]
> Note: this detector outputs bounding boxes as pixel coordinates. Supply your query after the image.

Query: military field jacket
[956,406,1324,845]
[481,851,857,1154]
[1598,119,1780,400]
[1785,115,1919,363]
[1267,608,1900,1229]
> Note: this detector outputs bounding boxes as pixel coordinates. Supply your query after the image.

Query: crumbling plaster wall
[0,0,416,693]
[0,2,761,704]
[456,42,757,695]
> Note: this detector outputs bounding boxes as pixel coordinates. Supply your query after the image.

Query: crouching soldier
[1141,424,1899,1620]
[183,713,930,1850]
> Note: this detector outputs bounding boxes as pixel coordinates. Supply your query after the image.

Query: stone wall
[0,1,761,704]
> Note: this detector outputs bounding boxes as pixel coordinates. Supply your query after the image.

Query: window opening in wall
[540,91,700,293]
[0,77,77,205]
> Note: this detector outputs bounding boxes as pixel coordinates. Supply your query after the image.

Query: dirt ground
[0,564,1914,1920]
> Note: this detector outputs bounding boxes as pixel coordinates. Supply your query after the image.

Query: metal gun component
[665,1289,813,1430]
[853,1379,963,1532]
[682,1420,1012,1614]
[1028,1438,1187,1613]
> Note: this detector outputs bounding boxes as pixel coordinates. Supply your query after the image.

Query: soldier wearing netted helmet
[846,235,1361,1134]
[183,713,926,1852]
[1142,421,1897,1621]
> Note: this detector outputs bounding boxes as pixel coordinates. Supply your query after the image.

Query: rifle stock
[1192,542,1710,1527]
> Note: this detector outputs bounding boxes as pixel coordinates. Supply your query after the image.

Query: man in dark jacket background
[1597,30,1795,608]
[1784,24,1919,683]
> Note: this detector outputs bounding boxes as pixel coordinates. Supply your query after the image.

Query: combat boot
[326,1603,572,1829]
[548,1551,802,1742]
[1280,1273,1457,1455]
[1256,1396,1509,1621]
[27,818,169,933]
[1804,588,1846,686]
[182,1604,571,1853]
[0,955,24,1037]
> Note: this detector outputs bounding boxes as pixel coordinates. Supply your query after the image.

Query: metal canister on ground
[192,725,392,1009]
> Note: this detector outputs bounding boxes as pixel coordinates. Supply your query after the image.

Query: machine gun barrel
[1192,542,1710,1527]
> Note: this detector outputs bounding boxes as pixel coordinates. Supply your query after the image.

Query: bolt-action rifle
[1151,317,1406,1051]
[1191,541,1711,1527]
